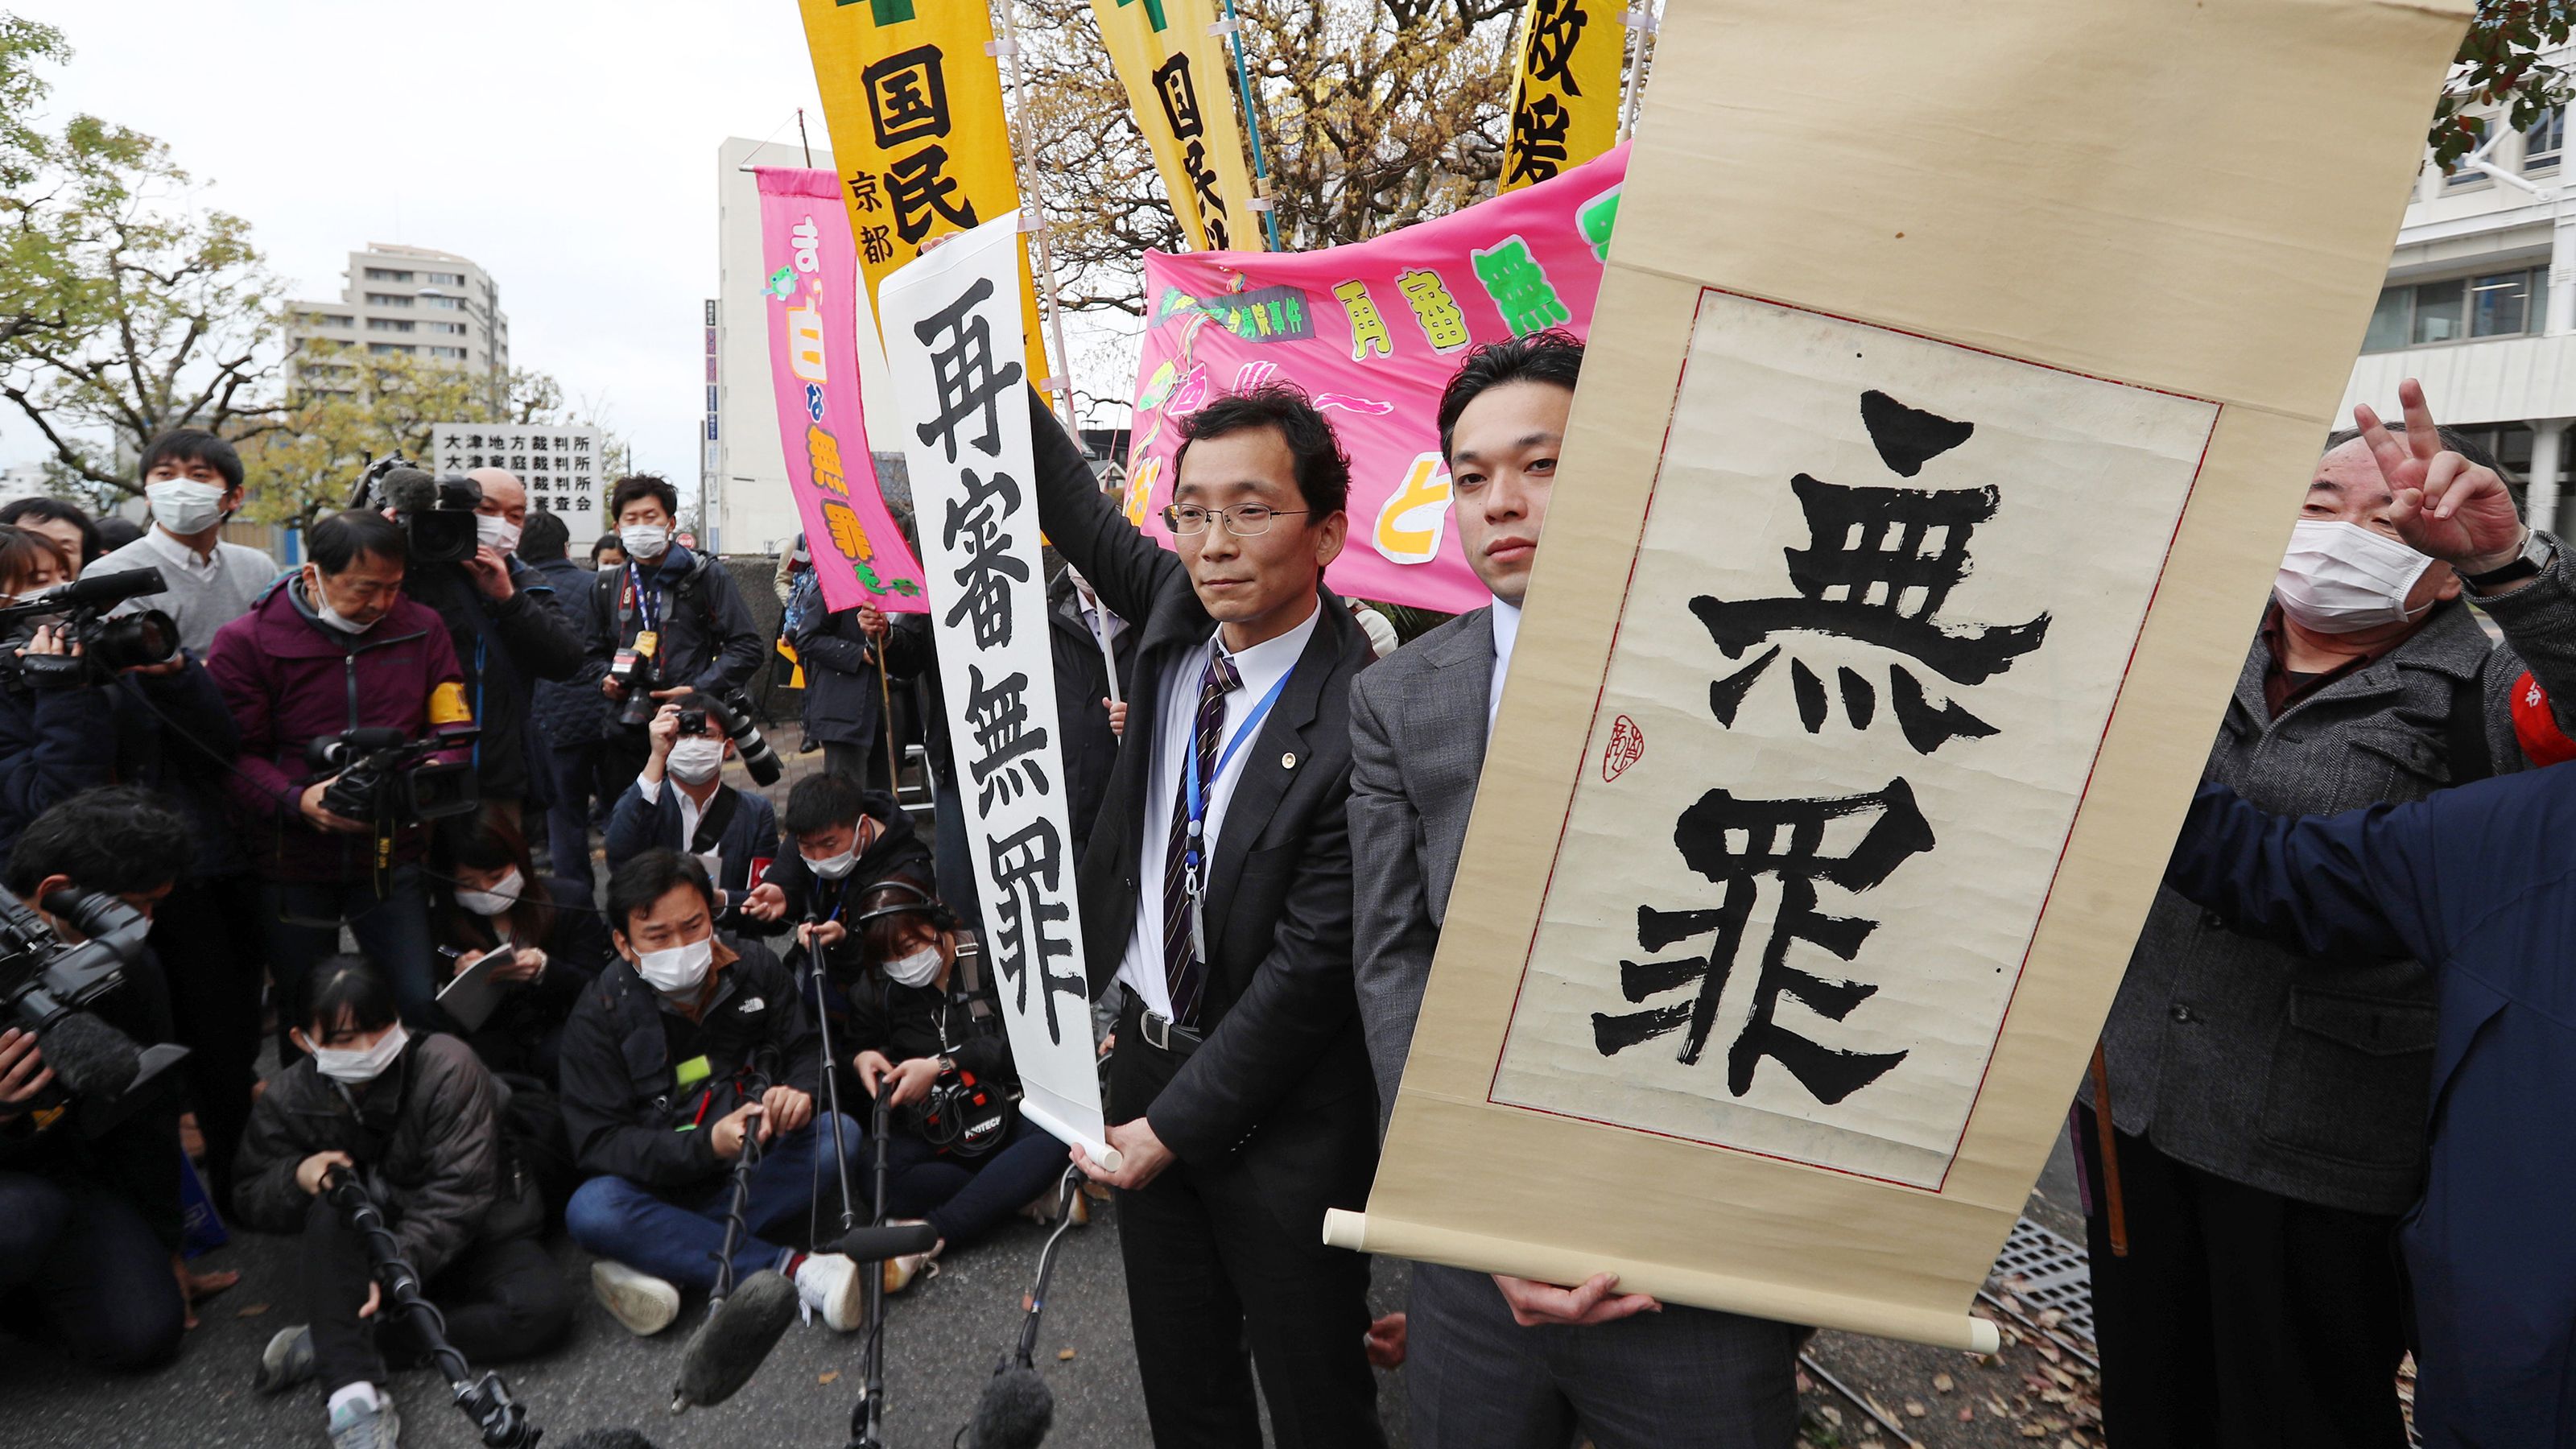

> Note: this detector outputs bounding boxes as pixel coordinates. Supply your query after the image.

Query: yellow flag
[1499,0,1624,192]
[797,0,1052,381]
[1088,0,1267,250]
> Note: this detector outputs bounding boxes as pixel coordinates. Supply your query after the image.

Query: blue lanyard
[626,563,660,634]
[1180,662,1295,877]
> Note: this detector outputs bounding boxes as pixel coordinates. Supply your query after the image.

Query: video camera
[0,568,180,684]
[0,886,188,1137]
[307,726,480,828]
[350,455,482,567]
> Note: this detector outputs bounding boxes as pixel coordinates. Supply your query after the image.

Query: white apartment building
[286,243,510,397]
[2339,93,2576,532]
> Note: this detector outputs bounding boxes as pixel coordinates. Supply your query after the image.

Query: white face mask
[303,568,377,635]
[2273,518,2437,634]
[803,846,857,881]
[667,736,725,785]
[147,478,228,535]
[620,523,671,560]
[634,933,714,994]
[882,945,943,989]
[476,514,522,555]
[309,1022,409,1084]
[456,866,524,918]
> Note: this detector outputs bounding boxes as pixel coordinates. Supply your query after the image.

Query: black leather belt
[1129,999,1203,1055]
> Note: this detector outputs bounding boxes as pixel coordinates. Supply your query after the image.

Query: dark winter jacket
[556,937,819,1189]
[0,942,184,1253]
[429,873,612,1082]
[794,601,887,753]
[0,648,237,869]
[407,556,588,803]
[576,547,766,733]
[232,1032,506,1282]
[836,927,1013,1091]
[1047,570,1137,859]
[756,789,936,964]
[0,654,115,865]
[106,657,247,879]
[603,777,778,919]
[525,555,609,750]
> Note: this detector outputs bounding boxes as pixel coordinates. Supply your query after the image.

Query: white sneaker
[792,1252,865,1332]
[590,1259,681,1337]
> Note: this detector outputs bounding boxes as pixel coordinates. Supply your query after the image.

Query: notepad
[435,947,514,1033]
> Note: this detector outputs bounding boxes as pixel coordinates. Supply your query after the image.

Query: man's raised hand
[2361,380,2529,575]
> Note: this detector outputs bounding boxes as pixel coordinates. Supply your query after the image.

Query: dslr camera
[307,726,481,828]
[0,568,180,686]
[0,886,189,1137]
[349,455,481,567]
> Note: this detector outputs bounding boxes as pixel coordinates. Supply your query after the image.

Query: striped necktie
[1160,648,1242,1026]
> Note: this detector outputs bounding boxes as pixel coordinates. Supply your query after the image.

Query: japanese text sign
[1501,0,1624,192]
[431,424,605,551]
[878,213,1120,1170]
[755,167,931,614]
[1089,0,1265,251]
[796,0,1051,384]
[1127,145,1626,614]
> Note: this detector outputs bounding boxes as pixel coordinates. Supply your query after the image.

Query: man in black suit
[1034,385,1385,1449]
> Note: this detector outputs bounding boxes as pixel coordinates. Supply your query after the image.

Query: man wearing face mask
[88,430,280,656]
[206,510,475,1056]
[558,849,873,1337]
[2080,379,2576,1449]
[740,771,935,956]
[394,468,588,833]
[601,696,778,926]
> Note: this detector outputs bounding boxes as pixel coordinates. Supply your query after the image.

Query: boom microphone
[964,1363,1054,1449]
[0,567,169,621]
[671,1268,798,1410]
[37,1008,147,1100]
[825,1221,941,1261]
[381,468,440,516]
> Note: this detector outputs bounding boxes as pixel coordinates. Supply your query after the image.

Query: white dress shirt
[1487,595,1521,739]
[1115,601,1323,1016]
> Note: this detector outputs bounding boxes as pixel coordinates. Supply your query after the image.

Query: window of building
[2445,116,2494,188]
[364,292,413,308]
[2529,108,2565,175]
[2360,267,2548,352]
[428,346,466,360]
[366,342,418,356]
[363,267,415,282]
[421,295,461,311]
[424,271,465,286]
[432,321,467,335]
[365,318,415,332]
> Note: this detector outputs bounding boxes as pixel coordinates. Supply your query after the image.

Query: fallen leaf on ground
[1058,1348,1077,1361]
[818,1372,840,1385]
[1933,1373,1955,1393]
[236,1304,269,1318]
[1904,1400,1926,1418]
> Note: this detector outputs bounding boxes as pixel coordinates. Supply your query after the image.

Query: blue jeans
[564,1113,862,1291]
[881,1114,1072,1248]
[0,1170,184,1370]
[262,865,436,1058]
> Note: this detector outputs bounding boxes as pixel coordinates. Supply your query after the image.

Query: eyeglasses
[1162,503,1311,536]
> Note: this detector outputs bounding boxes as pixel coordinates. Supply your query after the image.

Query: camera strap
[688,786,740,857]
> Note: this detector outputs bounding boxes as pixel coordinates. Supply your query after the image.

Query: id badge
[633,629,660,659]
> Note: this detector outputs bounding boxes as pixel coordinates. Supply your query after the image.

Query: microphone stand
[671,1056,773,1414]
[846,1091,897,1449]
[324,1169,539,1448]
[799,910,861,1240]
[1013,1166,1086,1369]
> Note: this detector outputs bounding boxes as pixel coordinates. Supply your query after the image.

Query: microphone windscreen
[671,1269,798,1410]
[52,567,167,610]
[38,1009,143,1100]
[554,1433,663,1449]
[964,1364,1055,1449]
[825,1220,942,1262]
[381,468,439,515]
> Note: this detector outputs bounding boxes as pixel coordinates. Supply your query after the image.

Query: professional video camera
[349,456,482,567]
[0,886,188,1137]
[307,725,480,828]
[0,568,180,683]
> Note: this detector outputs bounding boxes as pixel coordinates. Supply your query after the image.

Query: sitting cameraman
[384,466,586,832]
[426,815,608,1084]
[579,475,764,803]
[840,875,1074,1293]
[234,956,573,1448]
[0,788,201,1370]
[559,849,871,1336]
[207,510,472,1051]
[741,770,931,939]
[602,696,777,924]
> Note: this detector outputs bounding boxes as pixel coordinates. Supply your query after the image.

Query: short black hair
[605,848,716,939]
[138,429,244,493]
[307,509,407,574]
[1437,329,1584,464]
[0,498,101,568]
[293,955,398,1041]
[95,516,143,551]
[782,771,871,839]
[608,475,679,522]
[590,535,625,566]
[6,786,193,898]
[1173,383,1350,518]
[518,508,570,562]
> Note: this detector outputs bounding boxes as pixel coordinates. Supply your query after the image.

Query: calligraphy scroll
[1327,0,2471,1352]
[877,213,1119,1170]
[1089,0,1265,251]
[1500,0,1624,192]
[795,0,1051,384]
[1128,146,1626,614]
[754,167,931,615]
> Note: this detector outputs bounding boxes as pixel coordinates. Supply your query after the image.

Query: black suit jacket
[1027,391,1380,1174]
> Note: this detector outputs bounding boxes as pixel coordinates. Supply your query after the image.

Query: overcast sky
[1,0,855,497]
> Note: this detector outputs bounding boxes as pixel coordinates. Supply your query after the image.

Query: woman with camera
[234,956,572,1449]
[833,874,1076,1293]
[426,816,609,1084]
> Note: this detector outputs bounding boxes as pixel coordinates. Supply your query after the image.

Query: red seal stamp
[1601,714,1645,782]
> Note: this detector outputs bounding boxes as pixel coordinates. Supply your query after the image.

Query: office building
[286,243,510,398]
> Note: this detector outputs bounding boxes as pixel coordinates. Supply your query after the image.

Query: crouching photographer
[0,788,205,1371]
[207,510,477,1053]
[233,956,572,1448]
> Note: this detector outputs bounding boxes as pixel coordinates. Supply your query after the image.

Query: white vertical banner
[878,213,1121,1172]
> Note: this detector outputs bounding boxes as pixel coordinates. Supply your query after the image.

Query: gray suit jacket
[1349,606,1496,1131]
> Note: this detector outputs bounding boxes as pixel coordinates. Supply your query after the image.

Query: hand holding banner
[878,213,1120,1171]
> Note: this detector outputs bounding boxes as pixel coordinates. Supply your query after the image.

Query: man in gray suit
[1349,332,1803,1448]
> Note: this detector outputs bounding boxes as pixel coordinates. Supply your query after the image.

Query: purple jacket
[205,580,469,883]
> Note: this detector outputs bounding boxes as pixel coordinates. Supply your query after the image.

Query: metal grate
[1988,1216,2097,1346]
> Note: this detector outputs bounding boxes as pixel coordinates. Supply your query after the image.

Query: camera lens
[677,708,708,737]
[87,610,179,672]
[712,696,782,787]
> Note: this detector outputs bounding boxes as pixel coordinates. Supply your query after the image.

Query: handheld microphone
[555,1432,665,1449]
[36,1008,147,1100]
[964,1363,1054,1449]
[825,1220,940,1262]
[671,1268,799,1411]
[0,566,169,621]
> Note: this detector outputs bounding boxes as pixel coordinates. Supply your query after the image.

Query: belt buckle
[1142,1009,1171,1051]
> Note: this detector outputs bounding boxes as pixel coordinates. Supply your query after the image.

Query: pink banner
[1125,146,1627,614]
[754,167,928,614]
